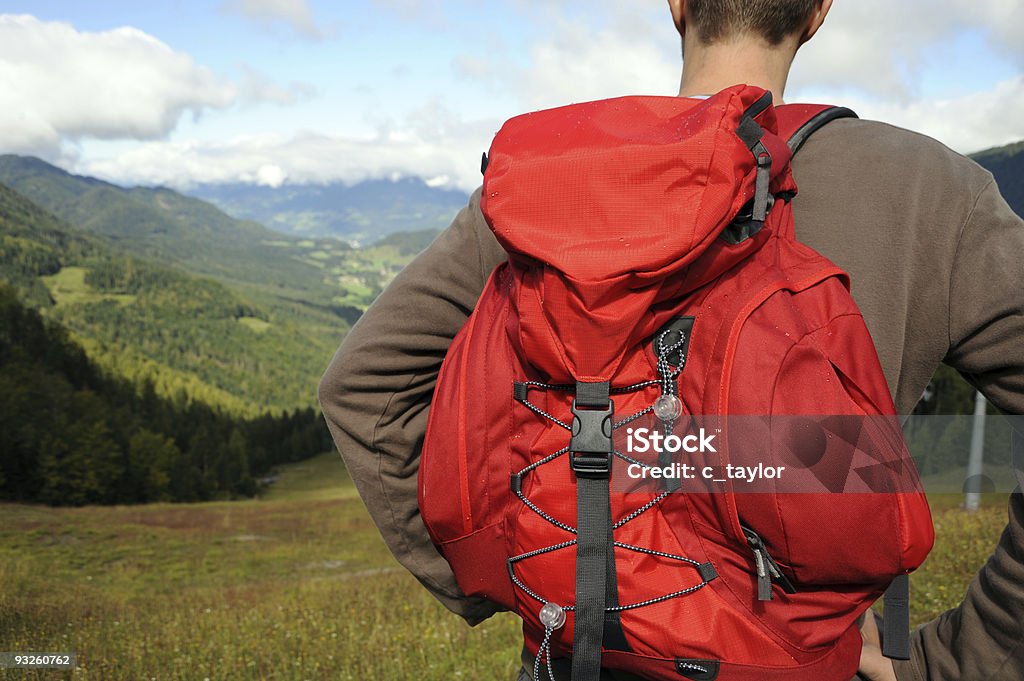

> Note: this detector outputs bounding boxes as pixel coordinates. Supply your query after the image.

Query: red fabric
[419,85,934,680]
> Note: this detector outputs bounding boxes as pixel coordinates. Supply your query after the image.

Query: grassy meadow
[0,452,1014,680]
[0,453,521,680]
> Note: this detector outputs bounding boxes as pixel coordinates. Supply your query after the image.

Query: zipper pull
[752,546,773,601]
[742,525,797,601]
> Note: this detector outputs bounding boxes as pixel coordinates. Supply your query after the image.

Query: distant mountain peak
[971,139,1024,219]
[188,175,471,243]
[0,153,113,189]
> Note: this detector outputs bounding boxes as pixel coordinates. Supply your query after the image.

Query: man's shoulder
[796,117,994,192]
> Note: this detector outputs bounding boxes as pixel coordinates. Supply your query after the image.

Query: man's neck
[677,38,798,105]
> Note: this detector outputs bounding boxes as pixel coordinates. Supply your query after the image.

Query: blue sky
[0,0,1021,191]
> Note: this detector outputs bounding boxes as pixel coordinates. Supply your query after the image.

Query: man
[318,1,1024,678]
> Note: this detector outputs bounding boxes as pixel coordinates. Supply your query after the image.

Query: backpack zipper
[741,524,797,601]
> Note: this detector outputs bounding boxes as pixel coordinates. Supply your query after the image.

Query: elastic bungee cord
[510,330,717,680]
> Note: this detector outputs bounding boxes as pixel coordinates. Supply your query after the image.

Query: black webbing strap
[786,107,858,156]
[733,101,773,227]
[575,381,610,408]
[571,381,613,680]
[602,508,631,652]
[882,574,911,660]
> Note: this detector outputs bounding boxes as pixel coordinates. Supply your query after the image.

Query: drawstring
[653,328,687,490]
[534,602,565,681]
[511,330,715,680]
[653,328,687,429]
[533,625,556,681]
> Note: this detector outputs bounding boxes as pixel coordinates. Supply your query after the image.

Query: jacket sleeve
[945,179,1024,416]
[317,187,507,625]
[894,179,1024,680]
[894,489,1024,681]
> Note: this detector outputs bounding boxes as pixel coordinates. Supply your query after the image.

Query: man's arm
[887,489,1024,681]
[945,179,1024,416]
[890,179,1024,680]
[317,188,506,624]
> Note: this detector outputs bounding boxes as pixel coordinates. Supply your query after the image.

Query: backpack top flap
[479,85,795,381]
[480,84,794,282]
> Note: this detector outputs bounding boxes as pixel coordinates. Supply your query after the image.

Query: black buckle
[570,398,614,477]
[570,452,613,477]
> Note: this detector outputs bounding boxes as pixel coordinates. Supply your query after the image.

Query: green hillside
[0,282,330,505]
[0,155,432,315]
[0,182,99,307]
[0,155,341,299]
[4,137,1016,420]
[0,154,438,416]
[0,182,343,414]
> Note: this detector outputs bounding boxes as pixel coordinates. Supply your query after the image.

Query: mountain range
[973,141,1024,215]
[190,177,470,244]
[0,155,436,415]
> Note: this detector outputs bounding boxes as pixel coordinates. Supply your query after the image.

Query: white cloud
[947,0,1024,64]
[256,163,287,187]
[373,0,450,28]
[790,1,1024,99]
[75,101,500,192]
[374,0,426,17]
[791,2,947,99]
[450,9,678,112]
[238,65,317,104]
[0,15,317,161]
[0,14,235,158]
[500,1,1021,107]
[452,54,493,81]
[517,18,679,109]
[787,1,1024,153]
[822,76,1024,155]
[222,0,325,40]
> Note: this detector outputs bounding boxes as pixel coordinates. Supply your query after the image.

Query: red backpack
[418,85,934,681]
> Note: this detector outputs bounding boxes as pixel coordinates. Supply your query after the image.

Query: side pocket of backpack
[758,312,933,586]
[419,267,516,547]
[418,271,520,610]
[811,314,934,575]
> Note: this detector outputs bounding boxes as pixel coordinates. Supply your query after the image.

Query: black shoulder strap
[779,102,915,662]
[882,574,912,660]
[784,106,858,155]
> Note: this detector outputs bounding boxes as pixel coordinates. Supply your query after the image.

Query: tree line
[0,284,333,506]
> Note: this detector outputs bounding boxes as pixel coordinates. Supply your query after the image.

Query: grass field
[0,453,522,680]
[0,453,1014,680]
[40,267,136,308]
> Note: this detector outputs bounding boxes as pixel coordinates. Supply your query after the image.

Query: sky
[0,0,1021,192]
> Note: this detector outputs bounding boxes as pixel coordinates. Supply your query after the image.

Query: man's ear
[801,0,834,44]
[668,0,686,38]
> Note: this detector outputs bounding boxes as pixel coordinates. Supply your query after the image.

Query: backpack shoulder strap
[780,101,916,664]
[775,104,858,155]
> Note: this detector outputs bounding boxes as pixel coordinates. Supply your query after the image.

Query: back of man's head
[688,0,820,45]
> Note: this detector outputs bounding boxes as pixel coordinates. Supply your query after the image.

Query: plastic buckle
[569,398,614,477]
